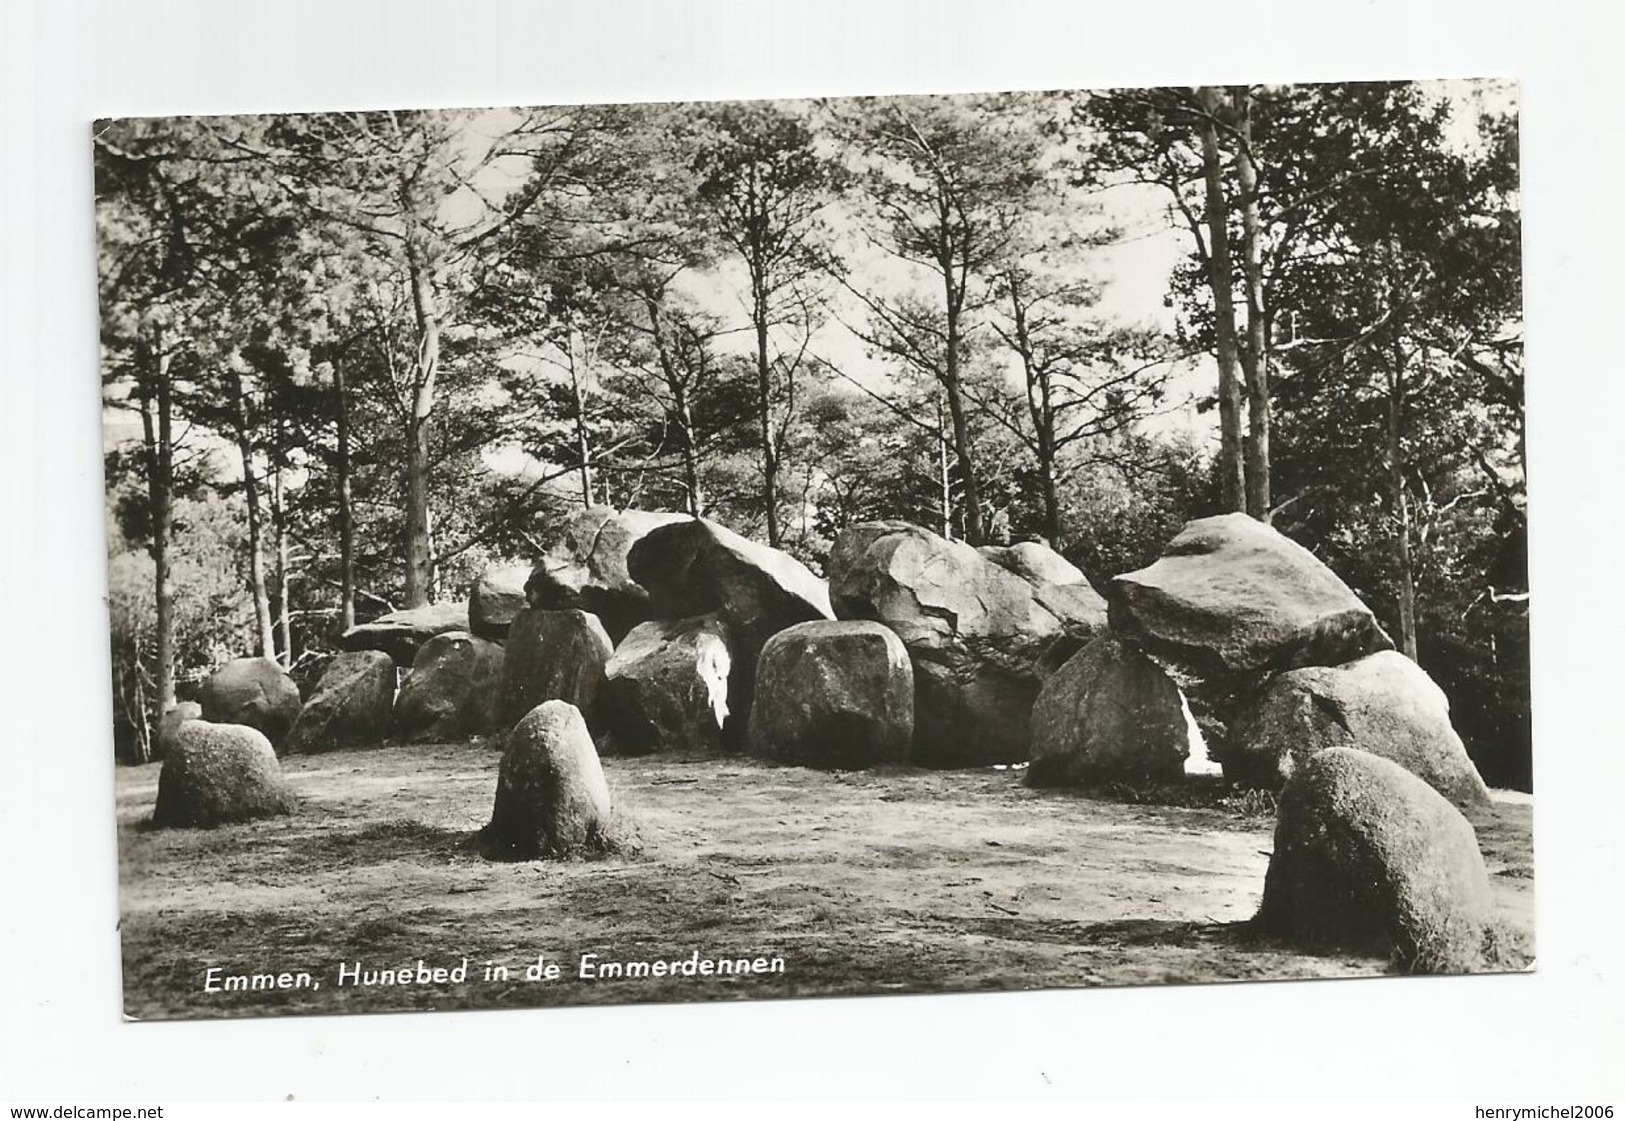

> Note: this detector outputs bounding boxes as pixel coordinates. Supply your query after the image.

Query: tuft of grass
[1086,777,1279,820]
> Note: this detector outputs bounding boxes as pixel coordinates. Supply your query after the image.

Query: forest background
[95,81,1528,785]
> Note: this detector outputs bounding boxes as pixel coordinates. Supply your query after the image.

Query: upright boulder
[1257,748,1493,973]
[1108,513,1392,677]
[482,700,613,859]
[1230,650,1490,806]
[154,701,202,760]
[198,657,302,748]
[627,517,833,738]
[286,650,396,753]
[1028,635,1190,787]
[499,608,613,727]
[469,564,532,641]
[152,720,295,828]
[526,507,689,642]
[599,614,732,755]
[392,632,506,743]
[827,521,1107,766]
[749,620,914,769]
[341,601,470,666]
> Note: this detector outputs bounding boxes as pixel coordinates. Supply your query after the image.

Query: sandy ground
[114,742,1535,1021]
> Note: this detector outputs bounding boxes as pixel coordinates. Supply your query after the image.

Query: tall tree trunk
[272,413,292,667]
[1233,88,1272,521]
[1197,87,1247,513]
[1012,283,1063,543]
[333,355,356,632]
[138,337,176,757]
[1386,351,1418,660]
[942,287,987,545]
[403,245,440,608]
[568,332,594,508]
[936,392,952,540]
[753,283,782,547]
[232,368,277,659]
[674,386,703,518]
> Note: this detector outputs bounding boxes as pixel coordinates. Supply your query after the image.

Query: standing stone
[1257,747,1493,973]
[499,608,614,727]
[526,507,689,642]
[341,601,470,667]
[627,517,833,741]
[1108,512,1392,677]
[286,650,397,753]
[1230,650,1490,807]
[469,564,533,641]
[600,614,732,755]
[393,631,506,743]
[749,620,914,769]
[152,720,295,828]
[482,700,613,859]
[198,657,302,748]
[827,521,1107,766]
[1028,635,1190,787]
[154,701,202,760]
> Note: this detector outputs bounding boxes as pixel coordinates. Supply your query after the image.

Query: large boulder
[1230,650,1490,807]
[1028,635,1190,787]
[600,614,732,755]
[152,720,295,828]
[469,564,533,641]
[1108,513,1392,677]
[526,507,689,642]
[481,700,613,859]
[499,608,613,727]
[627,517,833,740]
[154,701,202,760]
[198,657,302,748]
[827,521,1107,766]
[286,650,396,753]
[749,620,914,769]
[341,601,470,667]
[1257,747,1493,973]
[392,632,506,743]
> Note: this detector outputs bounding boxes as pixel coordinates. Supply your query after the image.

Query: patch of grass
[1084,777,1279,820]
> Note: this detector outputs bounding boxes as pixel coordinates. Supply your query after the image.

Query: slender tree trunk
[674,385,703,517]
[333,355,356,632]
[272,413,292,667]
[1386,350,1418,660]
[753,283,782,547]
[568,332,594,509]
[232,368,277,659]
[1233,88,1272,521]
[403,245,440,608]
[942,285,987,545]
[138,337,176,755]
[1197,87,1247,513]
[1011,284,1063,542]
[936,392,952,540]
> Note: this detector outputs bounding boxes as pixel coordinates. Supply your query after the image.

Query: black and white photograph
[95,79,1535,1022]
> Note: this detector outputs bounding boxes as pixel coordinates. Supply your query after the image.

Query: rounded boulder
[499,608,614,727]
[481,700,614,859]
[198,657,302,748]
[1256,747,1493,972]
[286,650,397,752]
[600,614,732,755]
[393,632,506,743]
[748,620,914,768]
[152,720,295,828]
[1028,635,1190,787]
[1230,650,1490,806]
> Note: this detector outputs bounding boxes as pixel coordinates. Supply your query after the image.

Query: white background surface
[2,0,1621,1102]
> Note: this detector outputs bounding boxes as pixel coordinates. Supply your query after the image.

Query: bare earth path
[115,742,1535,1020]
